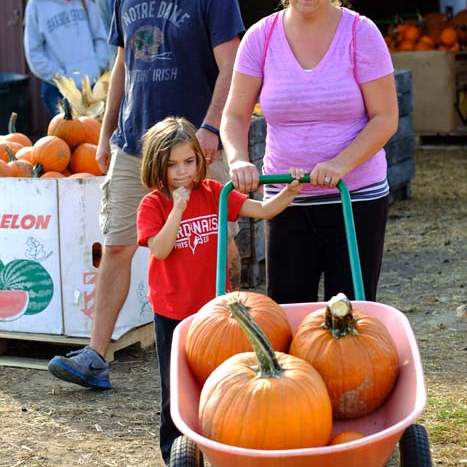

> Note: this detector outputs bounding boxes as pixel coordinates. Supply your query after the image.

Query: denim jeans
[40,81,62,119]
[154,313,182,465]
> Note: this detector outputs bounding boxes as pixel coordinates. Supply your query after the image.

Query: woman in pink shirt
[221,0,398,303]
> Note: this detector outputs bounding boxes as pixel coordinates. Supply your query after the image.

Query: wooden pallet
[0,321,155,370]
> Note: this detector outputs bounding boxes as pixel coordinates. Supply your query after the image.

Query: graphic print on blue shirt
[109,0,244,156]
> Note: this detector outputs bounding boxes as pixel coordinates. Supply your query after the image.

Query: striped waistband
[264,179,389,206]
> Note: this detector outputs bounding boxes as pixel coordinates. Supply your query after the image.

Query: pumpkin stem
[227,299,282,378]
[2,143,17,162]
[324,293,359,338]
[62,98,74,120]
[32,164,44,178]
[8,112,18,134]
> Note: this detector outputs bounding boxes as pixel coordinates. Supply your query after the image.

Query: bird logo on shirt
[187,232,203,254]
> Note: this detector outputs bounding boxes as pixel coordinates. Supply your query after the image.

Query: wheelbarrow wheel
[399,424,432,467]
[169,435,204,467]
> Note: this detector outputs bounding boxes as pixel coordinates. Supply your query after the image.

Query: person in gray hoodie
[24,0,110,117]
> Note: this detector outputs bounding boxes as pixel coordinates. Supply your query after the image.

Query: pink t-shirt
[235,8,394,197]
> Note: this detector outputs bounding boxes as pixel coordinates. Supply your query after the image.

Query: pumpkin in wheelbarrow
[199,299,333,450]
[290,293,399,419]
[186,291,292,384]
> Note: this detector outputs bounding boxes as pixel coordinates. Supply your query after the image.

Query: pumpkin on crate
[1,113,33,147]
[186,291,292,384]
[70,143,102,175]
[0,159,14,177]
[15,146,34,163]
[198,299,333,449]
[79,116,101,145]
[40,171,65,179]
[0,142,23,163]
[68,172,94,178]
[289,293,399,420]
[31,136,71,173]
[1,144,33,178]
[47,98,86,149]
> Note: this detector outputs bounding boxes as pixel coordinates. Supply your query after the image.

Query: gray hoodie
[24,0,110,86]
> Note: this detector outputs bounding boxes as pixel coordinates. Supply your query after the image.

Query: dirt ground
[1,147,466,467]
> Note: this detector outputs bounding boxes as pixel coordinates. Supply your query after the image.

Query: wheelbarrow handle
[216,174,366,301]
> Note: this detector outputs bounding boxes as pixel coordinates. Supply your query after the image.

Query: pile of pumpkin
[185,291,400,449]
[386,11,467,52]
[0,99,103,179]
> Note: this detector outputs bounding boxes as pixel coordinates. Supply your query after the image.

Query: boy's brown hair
[141,116,207,192]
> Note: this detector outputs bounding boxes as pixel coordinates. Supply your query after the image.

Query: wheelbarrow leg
[169,435,204,467]
[399,424,432,467]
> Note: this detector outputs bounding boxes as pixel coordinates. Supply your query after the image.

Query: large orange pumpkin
[289,293,399,419]
[47,98,86,149]
[186,291,292,384]
[79,116,101,145]
[199,299,333,449]
[2,112,33,147]
[31,136,71,173]
[402,24,421,42]
[70,143,102,175]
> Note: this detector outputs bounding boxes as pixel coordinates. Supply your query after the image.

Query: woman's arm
[310,74,399,187]
[147,188,190,260]
[221,71,262,193]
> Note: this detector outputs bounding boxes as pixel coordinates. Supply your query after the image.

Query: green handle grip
[216,175,366,301]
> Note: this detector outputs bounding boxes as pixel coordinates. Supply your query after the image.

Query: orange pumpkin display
[68,172,94,178]
[330,431,365,445]
[41,171,66,178]
[398,39,416,51]
[0,142,23,162]
[2,112,33,147]
[199,299,333,449]
[31,136,71,173]
[440,27,458,47]
[402,24,421,42]
[0,159,14,177]
[186,291,292,384]
[79,116,101,145]
[47,98,86,149]
[70,143,102,175]
[15,146,34,163]
[289,293,399,419]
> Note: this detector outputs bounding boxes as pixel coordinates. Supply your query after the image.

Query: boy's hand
[286,168,306,194]
[173,187,191,212]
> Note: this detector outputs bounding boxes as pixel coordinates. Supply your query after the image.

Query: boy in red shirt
[137,116,303,464]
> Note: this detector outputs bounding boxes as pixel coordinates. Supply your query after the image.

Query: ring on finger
[324,175,331,184]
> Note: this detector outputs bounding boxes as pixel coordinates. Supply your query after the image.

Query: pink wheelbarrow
[169,176,432,467]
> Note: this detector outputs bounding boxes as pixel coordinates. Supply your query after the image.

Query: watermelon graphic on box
[0,259,54,321]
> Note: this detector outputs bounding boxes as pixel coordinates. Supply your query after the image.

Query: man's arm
[96,47,125,173]
[196,37,240,163]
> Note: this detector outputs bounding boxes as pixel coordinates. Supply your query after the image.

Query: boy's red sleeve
[136,194,166,247]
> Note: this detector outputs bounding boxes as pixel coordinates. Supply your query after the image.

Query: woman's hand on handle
[309,159,347,188]
[229,160,260,193]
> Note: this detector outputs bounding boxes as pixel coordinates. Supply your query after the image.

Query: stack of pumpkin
[185,291,400,449]
[0,100,103,179]
[386,11,467,52]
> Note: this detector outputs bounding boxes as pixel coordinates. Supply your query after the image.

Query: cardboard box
[0,177,153,338]
[391,51,463,133]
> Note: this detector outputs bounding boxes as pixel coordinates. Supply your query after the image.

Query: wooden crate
[391,50,465,134]
[0,321,155,370]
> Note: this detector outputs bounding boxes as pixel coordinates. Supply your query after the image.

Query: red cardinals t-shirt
[137,179,248,320]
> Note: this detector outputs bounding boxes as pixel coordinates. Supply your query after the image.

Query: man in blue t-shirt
[48,1,244,462]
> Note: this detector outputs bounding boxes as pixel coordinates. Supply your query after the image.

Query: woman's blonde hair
[141,116,207,192]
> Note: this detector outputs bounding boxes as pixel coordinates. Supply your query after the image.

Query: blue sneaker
[48,346,111,390]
